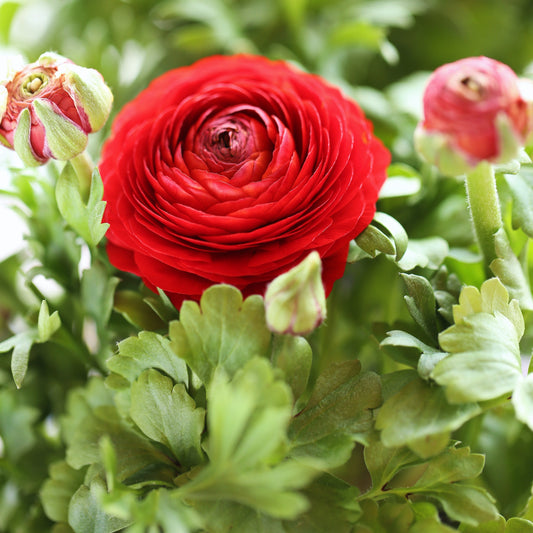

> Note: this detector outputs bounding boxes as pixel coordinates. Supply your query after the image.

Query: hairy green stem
[464,161,501,270]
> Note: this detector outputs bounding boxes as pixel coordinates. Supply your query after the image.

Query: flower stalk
[464,161,501,268]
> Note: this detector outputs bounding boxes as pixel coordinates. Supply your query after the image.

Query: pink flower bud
[415,56,532,174]
[0,52,112,166]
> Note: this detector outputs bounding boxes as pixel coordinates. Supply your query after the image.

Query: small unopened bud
[415,56,532,175]
[264,251,327,336]
[0,52,113,166]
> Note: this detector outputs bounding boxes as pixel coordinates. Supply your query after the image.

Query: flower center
[209,121,249,162]
[451,71,488,102]
[21,73,48,97]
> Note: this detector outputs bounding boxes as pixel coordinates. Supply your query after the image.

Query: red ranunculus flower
[417,56,532,167]
[100,55,389,307]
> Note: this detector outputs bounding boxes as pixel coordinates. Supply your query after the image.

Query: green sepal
[13,108,41,166]
[33,98,88,160]
[66,65,113,132]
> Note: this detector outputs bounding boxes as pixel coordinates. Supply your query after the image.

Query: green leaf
[178,358,314,519]
[8,331,36,388]
[328,20,385,49]
[490,228,533,310]
[381,329,441,369]
[130,369,205,467]
[354,212,408,261]
[431,278,524,403]
[433,313,522,403]
[364,435,420,492]
[81,263,119,333]
[452,278,524,338]
[398,237,449,272]
[40,461,87,523]
[414,445,485,487]
[65,404,176,484]
[271,334,312,403]
[68,477,130,533]
[169,285,271,385]
[459,515,505,532]
[424,484,498,526]
[188,500,283,533]
[375,376,481,456]
[410,519,458,532]
[113,290,166,331]
[503,167,533,239]
[56,165,109,247]
[37,299,61,342]
[107,331,188,386]
[0,389,39,460]
[512,373,533,431]
[289,360,381,447]
[380,163,422,199]
[506,518,533,532]
[285,474,361,532]
[0,1,20,42]
[401,273,439,343]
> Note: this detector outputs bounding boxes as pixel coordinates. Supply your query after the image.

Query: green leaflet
[107,331,189,386]
[169,285,271,385]
[289,360,381,450]
[361,441,497,527]
[130,369,205,467]
[0,300,61,387]
[55,165,109,247]
[375,373,480,456]
[177,358,315,519]
[432,278,524,403]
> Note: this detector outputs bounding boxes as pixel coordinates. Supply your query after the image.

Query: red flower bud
[415,56,532,174]
[0,52,112,166]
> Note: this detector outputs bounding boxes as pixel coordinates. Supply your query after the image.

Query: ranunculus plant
[3,14,533,532]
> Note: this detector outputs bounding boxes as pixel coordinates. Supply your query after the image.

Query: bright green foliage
[55,165,109,248]
[169,285,271,384]
[129,369,205,467]
[432,278,523,403]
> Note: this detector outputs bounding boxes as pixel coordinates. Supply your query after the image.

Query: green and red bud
[415,56,533,175]
[0,52,113,166]
[264,251,327,336]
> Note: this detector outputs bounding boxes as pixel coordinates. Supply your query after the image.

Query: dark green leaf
[401,273,439,342]
[271,334,312,404]
[113,290,167,331]
[289,360,381,447]
[66,404,176,484]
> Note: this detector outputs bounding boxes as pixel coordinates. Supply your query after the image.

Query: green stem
[465,161,533,309]
[464,161,502,271]
[70,151,95,202]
